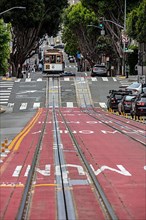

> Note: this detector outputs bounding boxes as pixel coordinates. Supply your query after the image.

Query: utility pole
[123,0,127,77]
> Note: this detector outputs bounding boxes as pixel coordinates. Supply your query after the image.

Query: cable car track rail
[50,77,118,219]
[74,77,145,146]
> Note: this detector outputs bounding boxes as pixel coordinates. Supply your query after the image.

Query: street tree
[81,0,141,58]
[62,2,115,67]
[0,19,11,76]
[0,0,68,77]
[127,0,146,43]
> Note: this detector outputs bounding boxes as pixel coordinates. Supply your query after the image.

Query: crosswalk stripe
[99,102,107,108]
[64,78,70,81]
[102,77,108,81]
[91,78,97,81]
[25,78,31,82]
[33,103,40,109]
[15,79,21,82]
[113,77,117,81]
[0,90,11,92]
[0,101,8,104]
[37,78,42,81]
[67,102,73,107]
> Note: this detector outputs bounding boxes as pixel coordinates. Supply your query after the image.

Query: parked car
[118,94,137,114]
[68,56,75,63]
[91,64,107,77]
[125,82,142,94]
[131,93,146,118]
[60,71,76,77]
[142,83,146,93]
[107,90,132,111]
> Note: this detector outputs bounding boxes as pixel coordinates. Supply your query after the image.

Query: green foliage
[62,2,116,65]
[0,0,68,77]
[127,0,146,42]
[0,19,11,75]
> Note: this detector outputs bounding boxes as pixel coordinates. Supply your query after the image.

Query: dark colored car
[118,94,137,114]
[107,90,132,111]
[131,93,146,118]
[60,71,76,77]
[91,64,107,77]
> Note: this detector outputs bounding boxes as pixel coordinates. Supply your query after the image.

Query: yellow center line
[13,109,43,151]
[8,108,42,151]
[0,183,57,188]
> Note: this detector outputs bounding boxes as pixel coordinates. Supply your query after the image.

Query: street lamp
[0,6,26,16]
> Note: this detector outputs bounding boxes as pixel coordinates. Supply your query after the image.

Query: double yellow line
[9,108,43,151]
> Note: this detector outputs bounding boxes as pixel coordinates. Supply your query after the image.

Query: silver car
[91,64,107,77]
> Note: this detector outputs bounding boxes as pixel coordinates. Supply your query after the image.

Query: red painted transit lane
[60,107,146,220]
[0,108,47,219]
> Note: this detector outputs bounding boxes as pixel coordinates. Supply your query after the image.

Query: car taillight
[133,89,138,94]
[137,102,145,106]
[111,98,116,103]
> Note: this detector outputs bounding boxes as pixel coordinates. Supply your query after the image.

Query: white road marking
[102,77,108,81]
[113,77,117,81]
[12,166,22,177]
[33,102,40,109]
[25,78,31,82]
[99,102,107,108]
[67,102,73,107]
[91,78,97,81]
[37,78,42,81]
[15,79,21,82]
[64,77,70,81]
[20,103,28,110]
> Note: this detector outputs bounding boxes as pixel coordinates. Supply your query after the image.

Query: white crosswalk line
[0,101,8,104]
[37,78,42,81]
[91,78,97,81]
[0,80,13,105]
[102,77,108,81]
[113,77,117,81]
[99,102,107,108]
[15,79,21,82]
[25,78,31,82]
[0,90,11,92]
[67,102,73,107]
[64,78,70,81]
[33,102,40,109]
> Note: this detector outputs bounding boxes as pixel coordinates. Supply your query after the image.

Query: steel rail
[75,76,145,146]
[52,77,76,220]
[16,109,49,220]
[52,77,69,220]
[59,108,118,220]
[86,107,146,146]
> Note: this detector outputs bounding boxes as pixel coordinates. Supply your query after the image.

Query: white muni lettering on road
[24,165,31,176]
[12,166,22,177]
[90,165,131,176]
[36,164,51,176]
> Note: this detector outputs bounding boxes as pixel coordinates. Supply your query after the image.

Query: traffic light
[125,42,128,51]
[99,17,104,29]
